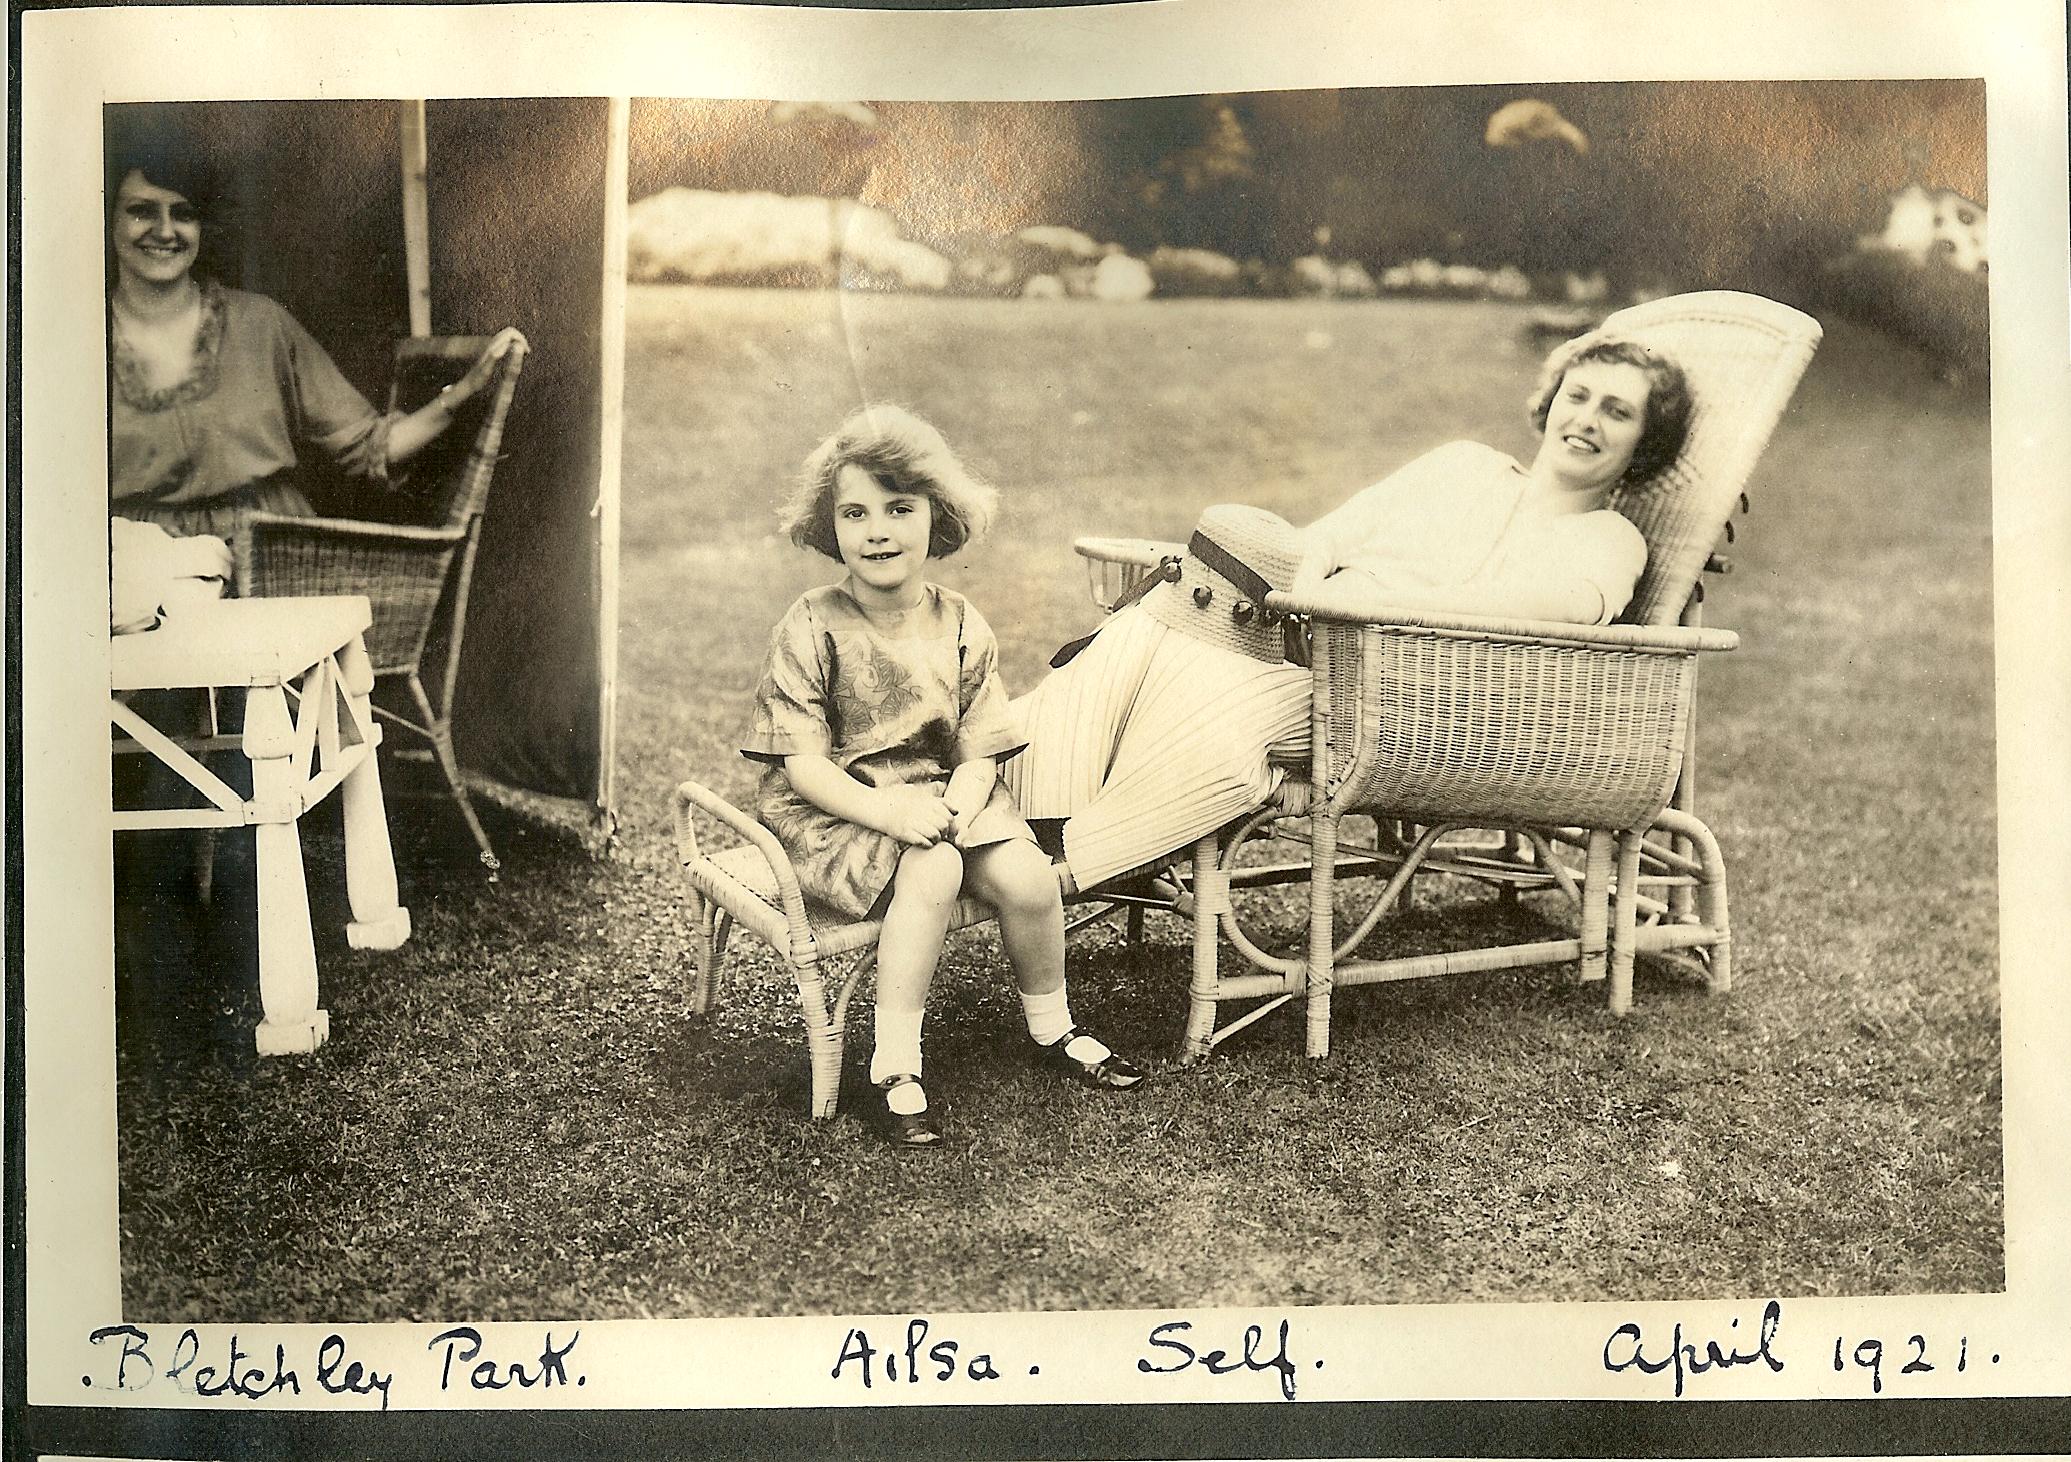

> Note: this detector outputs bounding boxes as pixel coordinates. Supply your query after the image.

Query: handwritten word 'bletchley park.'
[83,1325,585,1410]
[1602,1300,2002,1397]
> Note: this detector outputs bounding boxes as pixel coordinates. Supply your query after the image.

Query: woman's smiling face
[1536,358,1653,494]
[111,170,201,289]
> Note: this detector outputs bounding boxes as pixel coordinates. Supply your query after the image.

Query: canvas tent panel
[426,97,611,811]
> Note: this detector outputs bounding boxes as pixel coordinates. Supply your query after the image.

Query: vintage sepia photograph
[97,82,2000,1323]
[16,0,2071,1450]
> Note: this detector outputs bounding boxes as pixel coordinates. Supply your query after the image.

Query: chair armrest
[1073,535,1187,568]
[395,332,530,367]
[1074,536,1187,612]
[673,779,813,930]
[1266,586,1739,655]
[243,510,470,546]
[236,511,470,600]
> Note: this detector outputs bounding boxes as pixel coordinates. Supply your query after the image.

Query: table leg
[243,684,329,1055]
[336,637,411,951]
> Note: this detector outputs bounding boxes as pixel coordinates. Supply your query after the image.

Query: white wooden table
[111,595,411,1054]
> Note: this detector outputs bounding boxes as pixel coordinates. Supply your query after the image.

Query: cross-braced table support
[111,596,410,1055]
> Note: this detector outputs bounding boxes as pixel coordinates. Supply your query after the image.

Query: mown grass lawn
[116,286,2000,1320]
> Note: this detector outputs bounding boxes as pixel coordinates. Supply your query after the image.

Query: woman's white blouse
[1305,440,1647,624]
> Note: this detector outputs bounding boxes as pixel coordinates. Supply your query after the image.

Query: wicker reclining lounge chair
[1077,289,1822,1059]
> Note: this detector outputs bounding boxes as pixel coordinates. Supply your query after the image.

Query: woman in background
[105,126,521,1060]
[106,130,523,546]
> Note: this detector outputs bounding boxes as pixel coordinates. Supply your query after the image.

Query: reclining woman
[1006,332,1695,895]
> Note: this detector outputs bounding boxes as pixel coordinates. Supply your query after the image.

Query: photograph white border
[19,0,2071,1422]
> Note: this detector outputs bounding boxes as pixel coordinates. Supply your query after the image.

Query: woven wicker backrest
[1598,292,1822,626]
[387,336,528,529]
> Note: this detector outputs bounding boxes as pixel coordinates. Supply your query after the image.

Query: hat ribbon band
[1186,529,1277,608]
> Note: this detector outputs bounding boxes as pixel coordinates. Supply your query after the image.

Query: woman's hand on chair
[450,327,529,407]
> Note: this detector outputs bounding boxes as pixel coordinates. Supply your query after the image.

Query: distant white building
[1863,185,1987,274]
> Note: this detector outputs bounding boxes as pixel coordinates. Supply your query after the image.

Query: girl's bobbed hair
[1525,332,1696,488]
[780,404,999,560]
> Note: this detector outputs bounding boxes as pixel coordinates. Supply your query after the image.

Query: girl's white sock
[870,1007,927,1114]
[1020,985,1073,1046]
[1023,985,1113,1063]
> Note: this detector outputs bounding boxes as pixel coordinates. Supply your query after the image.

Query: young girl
[743,405,1144,1148]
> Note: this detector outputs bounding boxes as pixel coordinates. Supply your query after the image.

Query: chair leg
[193,828,218,905]
[1180,831,1226,1063]
[430,725,499,876]
[1578,830,1614,984]
[1698,847,1732,996]
[1608,832,1644,1017]
[1126,904,1146,946]
[1306,811,1338,1059]
[685,894,722,1014]
[194,689,221,902]
[1653,807,1732,995]
[409,674,499,876]
[791,949,847,1121]
[1670,595,1704,923]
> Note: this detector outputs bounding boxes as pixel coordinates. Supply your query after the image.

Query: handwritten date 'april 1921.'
[1602,1301,2000,1397]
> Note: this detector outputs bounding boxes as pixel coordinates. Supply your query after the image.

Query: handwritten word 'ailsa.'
[831,1318,1013,1388]
[85,1326,395,1410]
[1602,1300,1785,1397]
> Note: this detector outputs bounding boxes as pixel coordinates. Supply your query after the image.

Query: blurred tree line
[630,81,1984,308]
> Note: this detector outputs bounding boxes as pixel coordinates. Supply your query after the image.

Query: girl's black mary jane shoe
[1037,1027,1147,1091]
[872,1073,945,1149]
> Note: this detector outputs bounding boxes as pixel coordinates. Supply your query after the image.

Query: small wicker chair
[674,781,1093,1119]
[1077,290,1822,1058]
[238,335,528,872]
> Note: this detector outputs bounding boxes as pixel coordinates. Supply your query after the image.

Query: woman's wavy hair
[1525,333,1695,488]
[780,404,999,561]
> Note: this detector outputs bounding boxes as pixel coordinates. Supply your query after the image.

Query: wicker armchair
[1077,290,1822,1059]
[238,334,528,872]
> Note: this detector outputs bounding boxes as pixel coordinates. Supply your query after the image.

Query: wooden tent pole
[594,97,630,839]
[399,100,432,337]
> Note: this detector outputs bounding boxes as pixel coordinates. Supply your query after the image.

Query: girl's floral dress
[743,579,1033,918]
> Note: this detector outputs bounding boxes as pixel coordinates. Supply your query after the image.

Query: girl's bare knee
[896,842,965,905]
[982,842,1063,917]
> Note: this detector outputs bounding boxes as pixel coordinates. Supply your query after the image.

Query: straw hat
[1141,504,1310,661]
